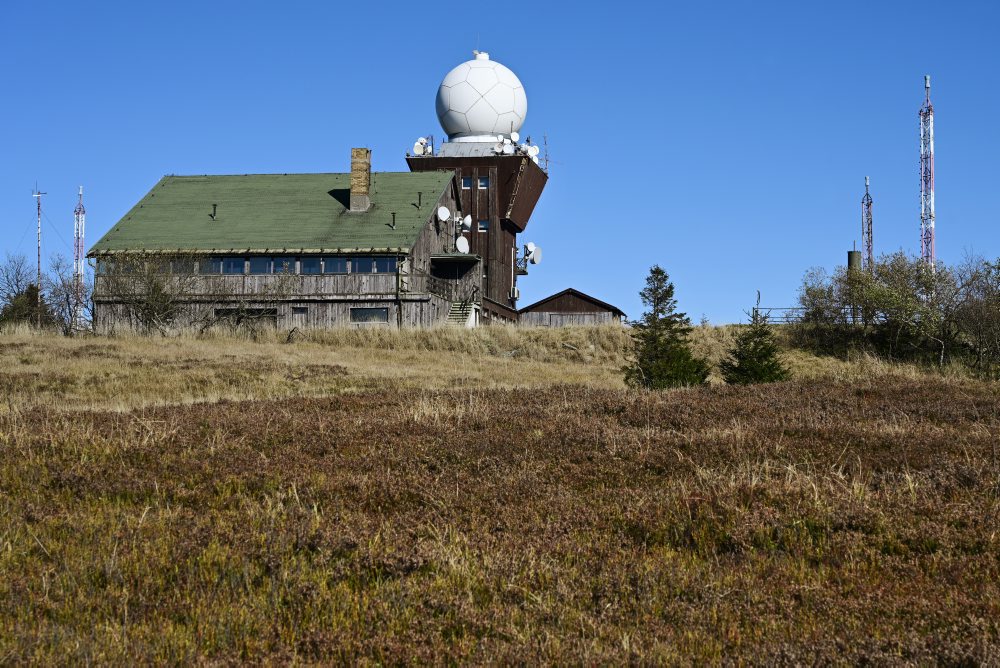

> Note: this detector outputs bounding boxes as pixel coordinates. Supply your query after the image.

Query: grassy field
[1,326,998,663]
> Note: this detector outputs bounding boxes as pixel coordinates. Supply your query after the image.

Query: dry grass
[1,327,998,662]
[0,325,630,412]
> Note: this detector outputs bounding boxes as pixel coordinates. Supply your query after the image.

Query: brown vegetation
[1,328,998,662]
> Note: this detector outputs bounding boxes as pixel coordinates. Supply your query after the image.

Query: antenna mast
[861,176,874,272]
[919,75,935,269]
[73,186,86,330]
[32,187,46,328]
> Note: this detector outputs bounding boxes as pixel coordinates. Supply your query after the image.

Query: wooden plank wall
[522,292,620,315]
[94,292,455,333]
[519,312,617,327]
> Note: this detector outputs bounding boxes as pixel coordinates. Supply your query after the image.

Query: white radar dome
[436,51,527,142]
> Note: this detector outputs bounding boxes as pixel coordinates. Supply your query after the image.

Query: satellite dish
[502,144,515,155]
[412,142,424,155]
[510,131,520,142]
[525,242,536,254]
[417,137,427,145]
[493,143,504,154]
[462,215,472,231]
[529,246,542,264]
[437,206,451,222]
[496,135,504,142]
[456,236,470,254]
[527,145,540,157]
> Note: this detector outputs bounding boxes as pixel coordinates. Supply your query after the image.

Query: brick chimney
[350,148,372,212]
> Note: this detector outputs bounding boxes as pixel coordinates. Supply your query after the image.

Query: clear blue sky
[2,1,998,322]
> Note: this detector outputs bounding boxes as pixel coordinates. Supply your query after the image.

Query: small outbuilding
[518,288,626,327]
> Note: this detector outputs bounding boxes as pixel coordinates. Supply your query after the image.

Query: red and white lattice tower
[861,176,874,272]
[919,75,935,268]
[73,186,86,329]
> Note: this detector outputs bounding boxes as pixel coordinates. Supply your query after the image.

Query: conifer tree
[0,284,55,327]
[624,265,709,389]
[720,301,789,385]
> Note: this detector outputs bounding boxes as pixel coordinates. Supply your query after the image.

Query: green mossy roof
[88,171,453,255]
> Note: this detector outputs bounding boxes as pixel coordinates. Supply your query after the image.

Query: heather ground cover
[1,330,998,662]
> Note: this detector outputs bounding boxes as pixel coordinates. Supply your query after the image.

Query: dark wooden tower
[407,153,547,322]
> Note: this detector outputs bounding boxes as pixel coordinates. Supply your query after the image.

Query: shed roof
[518,288,626,317]
[88,171,454,256]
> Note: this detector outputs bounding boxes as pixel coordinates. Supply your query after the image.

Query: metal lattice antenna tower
[32,186,46,327]
[919,75,935,269]
[73,186,86,330]
[861,176,874,272]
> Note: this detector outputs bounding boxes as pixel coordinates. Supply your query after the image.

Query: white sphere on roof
[436,52,527,142]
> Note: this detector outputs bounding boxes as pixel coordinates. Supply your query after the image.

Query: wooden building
[88,146,544,332]
[518,288,626,327]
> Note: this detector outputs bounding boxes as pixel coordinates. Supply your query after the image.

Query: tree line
[795,251,1000,378]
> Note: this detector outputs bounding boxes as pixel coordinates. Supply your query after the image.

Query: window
[374,257,397,273]
[477,176,489,189]
[291,306,308,315]
[222,257,245,275]
[477,219,489,232]
[300,257,321,275]
[461,177,473,189]
[248,257,271,274]
[273,257,296,274]
[323,257,348,274]
[350,307,389,323]
[352,257,374,274]
[199,257,222,274]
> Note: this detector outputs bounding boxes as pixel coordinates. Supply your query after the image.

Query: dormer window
[478,220,489,232]
[461,177,473,189]
[477,176,489,189]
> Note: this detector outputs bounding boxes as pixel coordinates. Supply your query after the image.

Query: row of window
[201,256,398,275]
[461,176,489,190]
[96,256,400,276]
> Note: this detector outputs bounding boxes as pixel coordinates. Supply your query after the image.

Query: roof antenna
[390,212,397,229]
[210,203,217,221]
[417,191,422,208]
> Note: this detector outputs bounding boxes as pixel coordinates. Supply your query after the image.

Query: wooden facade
[518,289,626,327]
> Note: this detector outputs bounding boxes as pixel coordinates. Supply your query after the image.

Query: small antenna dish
[493,143,504,154]
[525,242,536,254]
[417,137,427,145]
[531,156,539,164]
[529,247,542,264]
[497,135,504,142]
[412,142,424,155]
[456,236,470,254]
[462,215,472,231]
[437,206,451,222]
[510,131,520,142]
[502,144,515,155]
[527,145,540,157]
